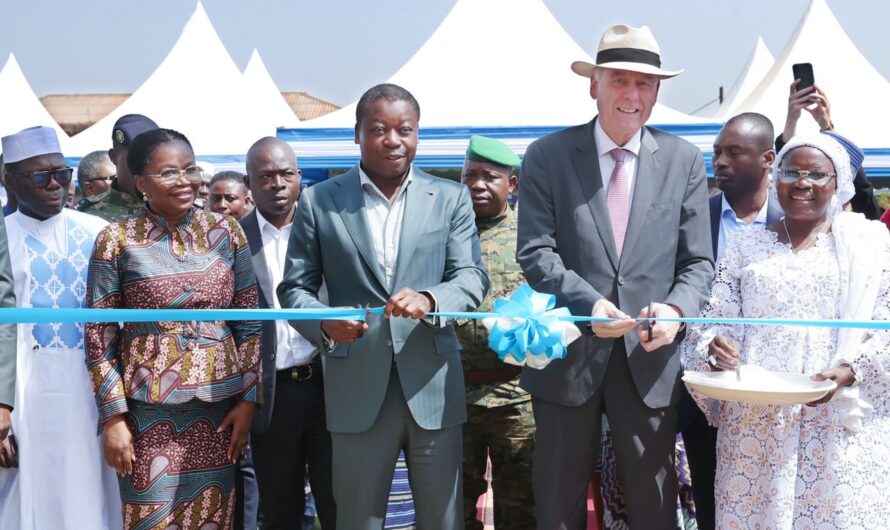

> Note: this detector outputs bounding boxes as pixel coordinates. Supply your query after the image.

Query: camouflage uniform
[456,206,535,529]
[77,179,144,222]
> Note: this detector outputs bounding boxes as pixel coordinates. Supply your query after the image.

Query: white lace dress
[681,228,890,530]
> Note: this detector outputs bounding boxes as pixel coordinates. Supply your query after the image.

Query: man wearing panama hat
[517,24,713,529]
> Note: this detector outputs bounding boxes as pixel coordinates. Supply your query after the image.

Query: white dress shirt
[359,166,413,291]
[717,193,770,260]
[257,209,317,369]
[594,119,642,209]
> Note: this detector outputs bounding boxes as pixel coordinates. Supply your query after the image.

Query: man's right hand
[320,310,369,345]
[0,406,10,442]
[707,335,740,371]
[0,434,17,468]
[103,414,135,476]
[590,299,636,338]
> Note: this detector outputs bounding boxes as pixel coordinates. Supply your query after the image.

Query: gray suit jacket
[0,214,15,408]
[517,119,714,409]
[277,166,489,433]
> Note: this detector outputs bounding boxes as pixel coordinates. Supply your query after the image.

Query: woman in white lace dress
[681,132,890,529]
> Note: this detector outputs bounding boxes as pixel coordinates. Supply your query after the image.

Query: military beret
[112,114,159,148]
[466,135,520,168]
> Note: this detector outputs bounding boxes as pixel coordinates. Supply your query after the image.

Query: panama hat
[571,24,683,79]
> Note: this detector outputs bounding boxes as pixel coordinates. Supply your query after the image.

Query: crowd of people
[0,21,888,530]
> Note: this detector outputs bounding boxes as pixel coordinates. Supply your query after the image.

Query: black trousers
[678,389,718,530]
[253,369,336,529]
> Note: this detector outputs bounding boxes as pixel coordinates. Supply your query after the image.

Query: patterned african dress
[0,209,121,530]
[85,207,262,530]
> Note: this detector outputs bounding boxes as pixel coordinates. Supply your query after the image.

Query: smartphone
[792,63,815,91]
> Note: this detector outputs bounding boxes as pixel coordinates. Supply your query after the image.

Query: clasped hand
[591,299,682,351]
[320,288,433,345]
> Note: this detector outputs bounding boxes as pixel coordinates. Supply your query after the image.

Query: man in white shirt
[679,112,782,530]
[241,137,335,529]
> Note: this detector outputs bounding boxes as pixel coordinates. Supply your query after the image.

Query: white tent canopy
[242,49,300,129]
[297,0,704,128]
[713,37,774,121]
[68,2,287,157]
[733,0,890,148]
[0,53,70,150]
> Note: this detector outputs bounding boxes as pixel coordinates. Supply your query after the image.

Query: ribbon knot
[483,284,581,369]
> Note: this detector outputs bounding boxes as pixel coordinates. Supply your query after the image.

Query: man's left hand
[385,288,433,320]
[0,406,10,442]
[637,303,683,352]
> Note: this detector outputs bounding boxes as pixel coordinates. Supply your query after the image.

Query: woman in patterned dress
[682,133,890,529]
[85,128,262,530]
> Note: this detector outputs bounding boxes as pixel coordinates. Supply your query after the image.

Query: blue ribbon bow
[487,284,573,364]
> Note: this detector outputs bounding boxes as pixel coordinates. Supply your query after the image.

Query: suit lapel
[710,194,722,260]
[571,119,619,271]
[242,211,275,308]
[619,127,659,268]
[394,169,436,285]
[331,167,389,292]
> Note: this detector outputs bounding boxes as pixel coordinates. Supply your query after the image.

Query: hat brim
[571,60,682,79]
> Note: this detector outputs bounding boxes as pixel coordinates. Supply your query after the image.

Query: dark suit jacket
[517,118,714,409]
[708,191,784,258]
[241,210,280,434]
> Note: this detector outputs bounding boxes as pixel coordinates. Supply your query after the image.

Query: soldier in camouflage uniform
[458,136,535,529]
[77,114,157,221]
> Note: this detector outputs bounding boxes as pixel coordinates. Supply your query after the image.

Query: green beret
[465,135,520,168]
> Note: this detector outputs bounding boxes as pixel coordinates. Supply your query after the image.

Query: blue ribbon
[0,307,384,324]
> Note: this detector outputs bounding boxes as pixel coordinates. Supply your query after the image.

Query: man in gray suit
[278,83,489,530]
[517,25,714,529]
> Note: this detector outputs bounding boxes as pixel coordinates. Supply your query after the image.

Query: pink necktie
[607,148,630,256]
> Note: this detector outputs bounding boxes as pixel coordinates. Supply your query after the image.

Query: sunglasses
[16,167,74,188]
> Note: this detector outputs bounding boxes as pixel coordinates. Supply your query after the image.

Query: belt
[464,365,522,386]
[276,363,321,382]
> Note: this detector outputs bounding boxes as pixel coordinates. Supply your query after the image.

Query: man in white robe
[0,126,121,529]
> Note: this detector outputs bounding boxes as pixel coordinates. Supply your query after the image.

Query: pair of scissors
[642,301,654,343]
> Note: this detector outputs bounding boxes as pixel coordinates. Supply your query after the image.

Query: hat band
[596,48,661,68]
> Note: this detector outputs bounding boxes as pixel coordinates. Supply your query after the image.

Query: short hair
[127,128,192,177]
[355,83,420,125]
[77,150,113,187]
[210,170,247,190]
[724,112,774,151]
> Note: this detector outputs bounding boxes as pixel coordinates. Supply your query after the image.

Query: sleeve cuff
[419,290,446,328]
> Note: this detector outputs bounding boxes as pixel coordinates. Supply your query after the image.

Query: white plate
[682,366,837,405]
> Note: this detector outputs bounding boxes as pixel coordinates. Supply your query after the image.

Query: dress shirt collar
[720,193,770,225]
[256,207,294,235]
[359,165,414,201]
[594,119,642,159]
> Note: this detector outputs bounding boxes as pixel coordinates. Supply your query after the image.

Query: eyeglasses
[142,166,202,187]
[15,167,74,188]
[87,175,115,182]
[776,168,837,186]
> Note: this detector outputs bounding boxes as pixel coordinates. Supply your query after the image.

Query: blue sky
[1,0,886,115]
